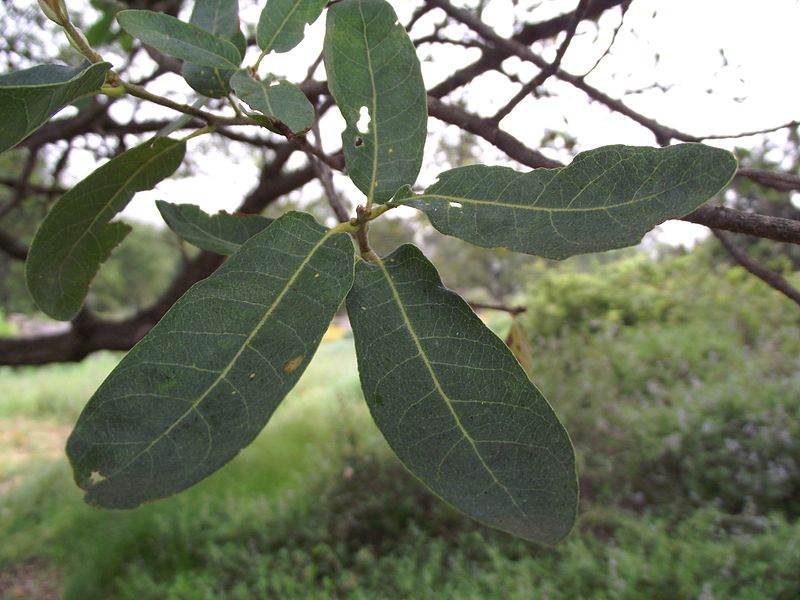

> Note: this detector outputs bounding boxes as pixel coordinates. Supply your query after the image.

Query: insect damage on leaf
[282,354,305,374]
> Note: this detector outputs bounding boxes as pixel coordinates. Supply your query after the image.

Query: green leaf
[156,201,273,255]
[0,62,111,154]
[347,245,577,544]
[117,10,242,70]
[230,71,314,135]
[66,212,355,508]
[183,0,242,98]
[26,137,186,321]
[402,144,737,260]
[324,0,427,203]
[257,0,327,54]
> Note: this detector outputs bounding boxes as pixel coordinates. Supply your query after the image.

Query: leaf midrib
[121,12,240,68]
[54,141,182,284]
[98,227,339,484]
[261,0,303,53]
[374,256,527,518]
[358,0,380,205]
[162,208,239,254]
[415,173,704,214]
[1,69,89,90]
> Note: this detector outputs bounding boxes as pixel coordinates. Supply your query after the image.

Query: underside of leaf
[67,212,355,508]
[347,245,578,544]
[402,144,737,259]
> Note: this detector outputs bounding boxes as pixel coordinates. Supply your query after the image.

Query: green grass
[1,249,800,599]
[0,352,120,422]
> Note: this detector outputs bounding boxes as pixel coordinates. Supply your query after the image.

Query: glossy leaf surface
[26,137,186,321]
[118,10,241,69]
[403,144,737,259]
[257,0,327,54]
[67,212,355,508]
[347,245,577,544]
[230,71,313,134]
[157,201,273,255]
[0,62,110,154]
[183,0,241,98]
[324,0,427,203]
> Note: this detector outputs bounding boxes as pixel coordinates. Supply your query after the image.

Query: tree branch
[428,0,630,99]
[428,97,562,169]
[713,230,800,307]
[684,205,800,246]
[736,167,800,192]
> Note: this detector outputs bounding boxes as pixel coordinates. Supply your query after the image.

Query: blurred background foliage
[2,234,799,599]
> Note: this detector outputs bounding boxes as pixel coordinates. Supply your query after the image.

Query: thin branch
[684,205,800,246]
[468,301,526,316]
[0,147,39,219]
[428,0,629,99]
[406,3,434,31]
[123,82,256,128]
[736,167,800,192]
[309,121,350,223]
[697,120,799,141]
[491,0,590,124]
[428,97,562,169]
[581,0,631,78]
[713,230,800,308]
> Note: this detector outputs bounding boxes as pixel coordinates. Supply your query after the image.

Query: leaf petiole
[181,125,217,142]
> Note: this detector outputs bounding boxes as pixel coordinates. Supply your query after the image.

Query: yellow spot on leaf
[282,354,305,375]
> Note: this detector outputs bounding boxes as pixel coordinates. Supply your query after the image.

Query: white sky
[40,0,800,247]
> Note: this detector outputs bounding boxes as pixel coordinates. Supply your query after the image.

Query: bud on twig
[38,0,69,25]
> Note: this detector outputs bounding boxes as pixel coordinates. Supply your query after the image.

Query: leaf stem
[62,22,102,62]
[181,125,217,142]
[253,48,269,73]
[227,94,242,118]
[123,82,257,127]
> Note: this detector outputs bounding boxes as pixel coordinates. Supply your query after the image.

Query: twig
[123,82,256,127]
[309,120,350,223]
[713,230,800,308]
[468,301,527,316]
[428,0,630,99]
[428,97,562,169]
[491,0,590,124]
[581,0,631,78]
[0,147,39,219]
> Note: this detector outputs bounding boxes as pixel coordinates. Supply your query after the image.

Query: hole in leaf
[449,202,463,209]
[89,471,106,485]
[356,105,371,133]
[355,136,364,147]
